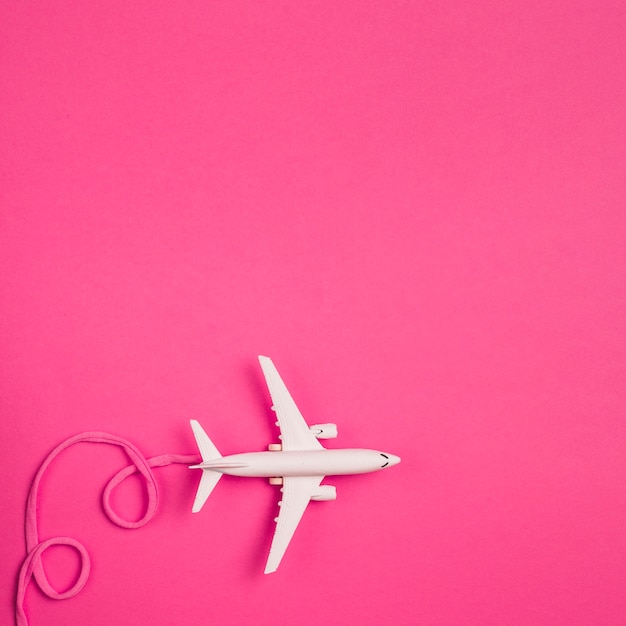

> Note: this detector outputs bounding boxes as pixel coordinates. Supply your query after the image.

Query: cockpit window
[380,453,389,468]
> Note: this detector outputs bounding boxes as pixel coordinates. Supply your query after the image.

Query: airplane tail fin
[189,420,222,513]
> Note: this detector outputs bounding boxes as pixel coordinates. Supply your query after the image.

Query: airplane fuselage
[197,448,399,477]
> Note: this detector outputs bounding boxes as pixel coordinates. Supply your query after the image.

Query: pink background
[1,2,625,625]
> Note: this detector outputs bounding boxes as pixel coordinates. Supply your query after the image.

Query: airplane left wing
[258,356,322,451]
[264,475,323,574]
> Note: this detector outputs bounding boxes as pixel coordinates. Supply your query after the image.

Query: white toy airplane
[189,355,401,574]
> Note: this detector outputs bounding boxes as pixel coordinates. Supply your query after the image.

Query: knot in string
[15,431,200,626]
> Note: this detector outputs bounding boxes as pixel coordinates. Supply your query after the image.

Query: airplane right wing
[258,356,322,451]
[264,475,323,574]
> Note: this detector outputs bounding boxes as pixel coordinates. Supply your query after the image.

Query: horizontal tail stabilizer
[192,470,222,513]
[190,419,221,462]
[189,420,223,513]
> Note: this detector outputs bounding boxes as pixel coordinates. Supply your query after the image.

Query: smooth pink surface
[1,2,625,625]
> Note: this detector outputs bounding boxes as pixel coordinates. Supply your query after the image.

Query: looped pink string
[15,431,200,626]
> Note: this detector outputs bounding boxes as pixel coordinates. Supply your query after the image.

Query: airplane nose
[386,454,401,467]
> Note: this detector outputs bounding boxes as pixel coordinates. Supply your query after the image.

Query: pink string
[15,431,200,626]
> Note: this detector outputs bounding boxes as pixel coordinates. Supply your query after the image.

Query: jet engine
[309,423,338,439]
[311,485,337,501]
